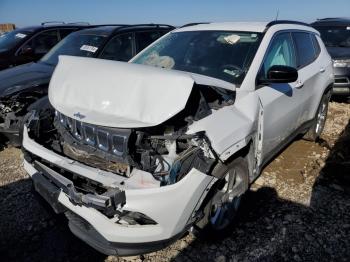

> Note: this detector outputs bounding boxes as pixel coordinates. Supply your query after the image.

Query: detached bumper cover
[22,126,214,255]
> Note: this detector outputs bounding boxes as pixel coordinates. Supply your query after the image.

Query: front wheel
[199,157,249,238]
[303,91,330,141]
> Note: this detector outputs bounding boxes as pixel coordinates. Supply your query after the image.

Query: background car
[0,22,92,70]
[0,24,174,146]
[311,18,350,97]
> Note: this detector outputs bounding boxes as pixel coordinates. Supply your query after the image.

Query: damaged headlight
[139,132,217,185]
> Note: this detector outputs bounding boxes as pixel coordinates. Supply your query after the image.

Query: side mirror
[266,65,298,83]
[20,46,34,56]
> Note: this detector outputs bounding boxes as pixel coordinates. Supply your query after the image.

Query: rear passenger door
[291,32,324,124]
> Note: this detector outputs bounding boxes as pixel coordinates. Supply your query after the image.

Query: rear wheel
[200,157,249,238]
[304,91,330,141]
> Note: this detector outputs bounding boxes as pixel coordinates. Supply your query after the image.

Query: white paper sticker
[80,45,98,53]
[217,34,240,45]
[15,33,27,39]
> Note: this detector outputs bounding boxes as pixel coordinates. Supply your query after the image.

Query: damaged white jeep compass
[22,21,333,256]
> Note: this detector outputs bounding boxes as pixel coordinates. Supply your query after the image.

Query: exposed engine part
[0,87,48,144]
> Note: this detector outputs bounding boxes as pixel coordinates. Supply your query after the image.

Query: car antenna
[275,9,280,21]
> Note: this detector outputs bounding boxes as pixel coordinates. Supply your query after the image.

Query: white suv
[22,21,333,256]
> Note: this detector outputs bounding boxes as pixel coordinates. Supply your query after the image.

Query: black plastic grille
[55,111,130,157]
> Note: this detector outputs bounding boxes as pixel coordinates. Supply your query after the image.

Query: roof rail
[123,23,175,29]
[91,24,175,30]
[316,17,350,21]
[41,21,65,26]
[180,22,210,28]
[92,24,130,27]
[266,20,310,29]
[66,22,90,25]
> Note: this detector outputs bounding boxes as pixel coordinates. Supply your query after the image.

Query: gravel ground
[0,101,349,262]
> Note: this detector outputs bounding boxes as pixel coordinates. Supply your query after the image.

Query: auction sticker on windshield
[80,45,98,53]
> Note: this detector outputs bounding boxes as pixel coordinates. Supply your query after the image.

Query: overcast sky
[0,0,349,27]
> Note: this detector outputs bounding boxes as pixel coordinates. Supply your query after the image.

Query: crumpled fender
[187,92,261,161]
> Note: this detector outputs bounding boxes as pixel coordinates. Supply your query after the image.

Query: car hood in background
[49,56,236,128]
[326,47,350,60]
[0,62,54,96]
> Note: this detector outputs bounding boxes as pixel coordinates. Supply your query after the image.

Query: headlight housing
[333,59,350,68]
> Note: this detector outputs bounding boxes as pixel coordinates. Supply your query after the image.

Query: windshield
[132,31,262,85]
[40,33,106,65]
[0,29,31,51]
[315,26,350,48]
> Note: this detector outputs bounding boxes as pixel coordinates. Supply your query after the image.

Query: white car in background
[22,21,333,256]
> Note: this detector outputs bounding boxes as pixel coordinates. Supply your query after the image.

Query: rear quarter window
[292,32,316,68]
[311,34,321,57]
[136,31,162,53]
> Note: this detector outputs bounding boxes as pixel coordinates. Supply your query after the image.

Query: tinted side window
[311,34,321,57]
[262,32,296,77]
[292,32,316,68]
[136,31,161,53]
[59,28,78,39]
[99,33,133,61]
[22,30,59,55]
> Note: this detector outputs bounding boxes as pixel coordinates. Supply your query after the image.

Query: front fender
[187,92,261,161]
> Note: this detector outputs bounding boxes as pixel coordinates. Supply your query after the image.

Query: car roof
[17,23,91,33]
[175,21,315,33]
[74,24,175,37]
[311,17,350,27]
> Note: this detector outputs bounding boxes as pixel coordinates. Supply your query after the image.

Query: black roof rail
[66,22,90,25]
[180,22,210,28]
[92,24,130,27]
[123,23,175,28]
[41,21,65,26]
[266,20,311,29]
[316,17,350,21]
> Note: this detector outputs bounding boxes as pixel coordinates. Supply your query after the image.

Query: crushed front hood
[49,56,235,128]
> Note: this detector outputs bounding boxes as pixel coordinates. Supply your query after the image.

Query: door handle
[295,81,304,89]
[320,68,325,73]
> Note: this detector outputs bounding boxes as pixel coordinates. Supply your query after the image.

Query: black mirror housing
[20,47,34,56]
[266,65,298,83]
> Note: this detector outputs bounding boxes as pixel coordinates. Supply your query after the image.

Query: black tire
[199,156,249,239]
[303,91,331,142]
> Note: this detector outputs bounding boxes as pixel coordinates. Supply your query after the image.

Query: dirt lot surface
[1,102,349,262]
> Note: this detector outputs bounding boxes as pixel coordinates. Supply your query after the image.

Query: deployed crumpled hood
[0,62,54,97]
[49,56,235,128]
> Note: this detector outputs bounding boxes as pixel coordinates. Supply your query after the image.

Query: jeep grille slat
[56,111,129,157]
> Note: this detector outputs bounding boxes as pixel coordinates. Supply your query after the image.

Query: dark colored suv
[0,22,93,70]
[0,24,174,145]
[311,18,350,97]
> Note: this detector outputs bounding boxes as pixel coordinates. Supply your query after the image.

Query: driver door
[255,32,303,161]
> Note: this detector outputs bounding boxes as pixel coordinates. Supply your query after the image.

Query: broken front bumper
[22,126,215,255]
